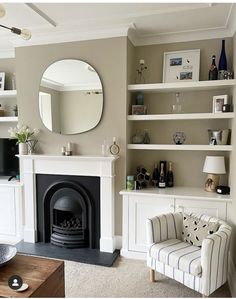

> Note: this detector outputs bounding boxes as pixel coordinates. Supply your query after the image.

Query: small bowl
[0,244,17,267]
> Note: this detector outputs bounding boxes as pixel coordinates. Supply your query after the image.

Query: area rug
[65,256,231,298]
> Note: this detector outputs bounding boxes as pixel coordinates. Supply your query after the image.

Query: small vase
[19,142,28,155]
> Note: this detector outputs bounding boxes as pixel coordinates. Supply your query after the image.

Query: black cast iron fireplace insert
[36,174,100,249]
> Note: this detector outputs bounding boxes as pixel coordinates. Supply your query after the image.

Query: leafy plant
[8,125,39,144]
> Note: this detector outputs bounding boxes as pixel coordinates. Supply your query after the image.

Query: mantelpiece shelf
[128,79,236,93]
[0,116,18,122]
[128,112,235,121]
[127,144,233,151]
[0,90,17,98]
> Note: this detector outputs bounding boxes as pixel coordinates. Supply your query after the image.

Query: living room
[0,2,235,298]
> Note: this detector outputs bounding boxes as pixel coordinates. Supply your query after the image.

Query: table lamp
[203,156,226,192]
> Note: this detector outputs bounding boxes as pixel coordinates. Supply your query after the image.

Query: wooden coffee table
[0,254,65,297]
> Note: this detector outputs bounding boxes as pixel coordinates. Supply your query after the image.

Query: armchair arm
[201,224,231,296]
[146,212,183,246]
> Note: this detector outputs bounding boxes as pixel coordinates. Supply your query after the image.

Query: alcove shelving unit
[0,90,18,122]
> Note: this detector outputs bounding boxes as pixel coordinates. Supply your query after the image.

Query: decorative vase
[18,142,28,155]
[218,40,227,80]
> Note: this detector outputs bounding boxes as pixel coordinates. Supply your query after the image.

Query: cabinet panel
[175,198,227,220]
[0,187,16,235]
[128,195,174,252]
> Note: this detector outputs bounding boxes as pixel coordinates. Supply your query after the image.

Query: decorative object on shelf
[0,244,17,267]
[143,129,150,144]
[172,92,183,113]
[11,73,16,90]
[135,59,147,84]
[131,105,147,115]
[0,72,5,91]
[109,137,120,156]
[203,156,226,192]
[151,163,159,186]
[212,94,229,113]
[61,146,66,156]
[135,92,144,105]
[218,40,227,80]
[126,175,135,190]
[166,161,174,187]
[132,130,144,144]
[158,162,166,188]
[0,104,4,116]
[208,129,230,145]
[65,142,73,156]
[13,104,18,116]
[216,185,230,195]
[163,49,200,83]
[136,166,150,189]
[101,139,109,156]
[27,139,38,155]
[222,103,231,112]
[208,55,218,80]
[8,124,39,155]
[173,132,186,145]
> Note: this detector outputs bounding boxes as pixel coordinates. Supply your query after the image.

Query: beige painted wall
[15,37,127,235]
[127,38,233,188]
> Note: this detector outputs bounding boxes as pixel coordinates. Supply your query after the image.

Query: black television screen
[0,139,19,176]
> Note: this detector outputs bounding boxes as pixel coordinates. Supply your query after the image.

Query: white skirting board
[114,235,122,250]
[228,253,236,297]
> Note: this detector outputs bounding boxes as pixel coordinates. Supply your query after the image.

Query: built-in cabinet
[120,188,231,259]
[0,181,23,243]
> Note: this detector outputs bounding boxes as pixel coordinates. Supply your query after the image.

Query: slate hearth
[16,241,120,267]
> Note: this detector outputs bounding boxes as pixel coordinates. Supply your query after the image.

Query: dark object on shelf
[152,163,159,187]
[13,104,18,116]
[135,59,147,84]
[208,55,218,80]
[158,162,166,188]
[173,132,186,145]
[143,129,150,144]
[222,104,231,112]
[132,105,147,115]
[216,185,230,195]
[218,40,227,80]
[136,166,150,188]
[208,129,230,145]
[167,161,174,187]
[0,244,17,267]
[135,92,144,105]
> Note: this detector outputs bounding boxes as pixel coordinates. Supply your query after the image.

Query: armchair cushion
[149,238,202,276]
[182,213,219,246]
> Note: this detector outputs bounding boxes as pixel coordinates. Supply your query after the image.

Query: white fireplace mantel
[18,154,118,253]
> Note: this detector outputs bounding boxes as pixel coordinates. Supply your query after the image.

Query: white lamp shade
[203,156,226,174]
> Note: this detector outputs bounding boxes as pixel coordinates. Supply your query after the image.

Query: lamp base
[204,174,220,192]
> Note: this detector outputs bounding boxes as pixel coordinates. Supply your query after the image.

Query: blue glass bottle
[218,40,227,79]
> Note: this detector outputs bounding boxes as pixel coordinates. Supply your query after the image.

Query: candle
[140,59,145,65]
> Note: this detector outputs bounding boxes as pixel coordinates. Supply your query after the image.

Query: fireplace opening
[36,174,100,249]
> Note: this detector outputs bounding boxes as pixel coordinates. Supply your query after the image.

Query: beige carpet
[65,256,231,298]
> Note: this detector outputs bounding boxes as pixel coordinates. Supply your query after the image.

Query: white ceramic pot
[19,142,28,155]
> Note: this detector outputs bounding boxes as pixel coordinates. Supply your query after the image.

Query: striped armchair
[146,212,231,297]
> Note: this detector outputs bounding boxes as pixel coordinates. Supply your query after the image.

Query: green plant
[8,124,39,144]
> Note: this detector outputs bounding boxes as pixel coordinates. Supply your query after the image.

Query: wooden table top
[0,254,64,297]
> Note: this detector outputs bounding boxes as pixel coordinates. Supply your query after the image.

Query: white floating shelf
[127,144,233,151]
[0,90,17,98]
[0,116,18,122]
[128,112,235,121]
[128,79,236,93]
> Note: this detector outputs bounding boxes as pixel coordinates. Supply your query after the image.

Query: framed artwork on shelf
[212,95,227,113]
[163,49,200,83]
[0,72,5,91]
[132,105,147,115]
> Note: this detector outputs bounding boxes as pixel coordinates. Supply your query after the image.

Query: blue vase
[218,40,227,79]
[136,92,144,105]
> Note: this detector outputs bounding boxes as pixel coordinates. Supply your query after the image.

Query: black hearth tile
[16,241,119,267]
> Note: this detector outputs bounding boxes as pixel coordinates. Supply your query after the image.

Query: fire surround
[18,155,118,253]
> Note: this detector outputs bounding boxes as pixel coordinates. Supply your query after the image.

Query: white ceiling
[0,2,235,57]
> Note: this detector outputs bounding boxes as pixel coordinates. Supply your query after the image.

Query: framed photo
[132,105,147,115]
[212,95,227,113]
[0,72,5,91]
[163,49,200,83]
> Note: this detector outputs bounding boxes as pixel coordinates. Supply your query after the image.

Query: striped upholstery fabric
[149,239,201,276]
[146,212,232,297]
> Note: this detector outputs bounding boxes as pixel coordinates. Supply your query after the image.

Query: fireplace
[36,174,100,249]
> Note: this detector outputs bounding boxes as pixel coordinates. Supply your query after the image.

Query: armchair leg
[150,269,155,282]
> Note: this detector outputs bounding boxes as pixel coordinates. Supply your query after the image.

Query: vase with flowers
[8,124,39,155]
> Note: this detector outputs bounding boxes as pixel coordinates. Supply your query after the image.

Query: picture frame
[212,95,227,113]
[0,72,5,91]
[131,105,147,115]
[163,49,200,83]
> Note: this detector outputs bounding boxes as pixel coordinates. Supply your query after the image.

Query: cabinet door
[0,187,16,235]
[128,195,174,252]
[175,198,227,220]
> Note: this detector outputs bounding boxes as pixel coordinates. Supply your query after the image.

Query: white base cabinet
[0,183,23,243]
[120,188,231,260]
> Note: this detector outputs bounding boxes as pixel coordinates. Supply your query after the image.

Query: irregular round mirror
[39,59,103,134]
